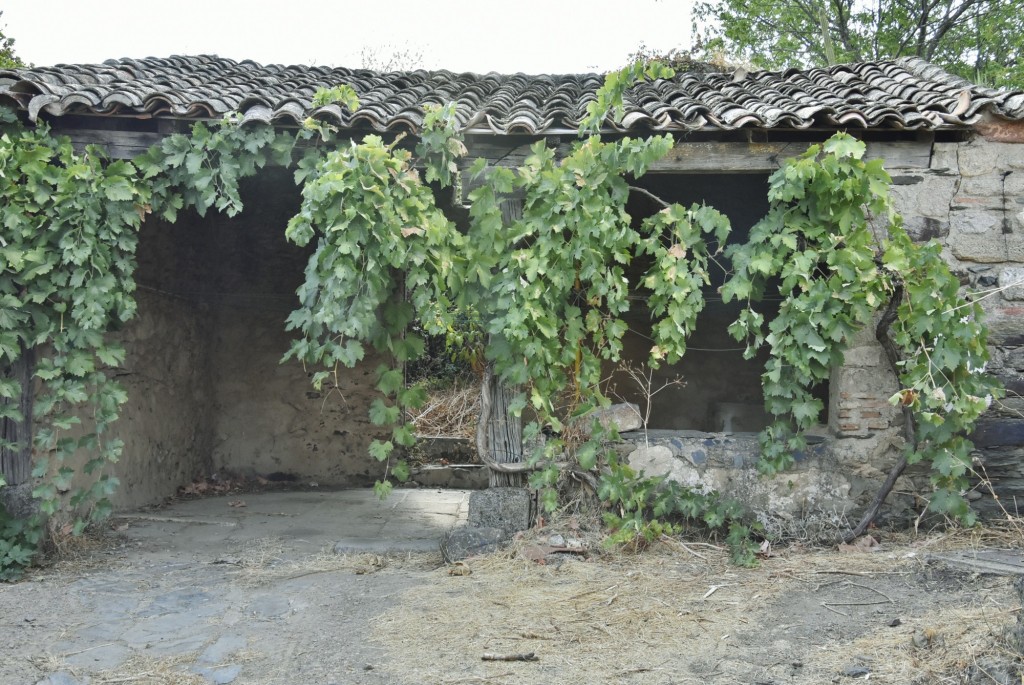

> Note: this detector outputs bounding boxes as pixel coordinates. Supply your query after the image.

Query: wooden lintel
[647,140,933,173]
[461,139,933,174]
[51,123,935,174]
[56,127,166,159]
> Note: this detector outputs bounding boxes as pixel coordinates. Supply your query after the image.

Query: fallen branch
[843,581,895,604]
[821,602,850,617]
[481,652,538,662]
[660,535,708,559]
[558,584,619,603]
[703,585,726,600]
[444,673,513,684]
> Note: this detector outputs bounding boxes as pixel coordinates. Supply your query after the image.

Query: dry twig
[481,652,538,662]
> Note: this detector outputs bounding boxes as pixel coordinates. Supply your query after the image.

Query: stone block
[930,143,959,171]
[847,323,881,347]
[626,445,709,490]
[1000,268,1024,301]
[959,176,1005,198]
[981,303,1024,345]
[467,487,533,534]
[1007,233,1024,262]
[948,231,1008,263]
[958,141,999,177]
[1005,347,1024,371]
[950,207,1001,234]
[901,216,949,241]
[588,403,642,433]
[627,445,677,478]
[842,346,883,368]
[971,419,1024,448]
[917,175,959,219]
[0,482,39,520]
[831,365,898,399]
[440,526,507,563]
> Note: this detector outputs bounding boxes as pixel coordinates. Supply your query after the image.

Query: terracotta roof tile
[0,54,1021,133]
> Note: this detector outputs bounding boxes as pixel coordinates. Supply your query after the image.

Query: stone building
[0,55,1021,522]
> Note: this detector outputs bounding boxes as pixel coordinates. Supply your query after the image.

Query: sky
[1,0,697,74]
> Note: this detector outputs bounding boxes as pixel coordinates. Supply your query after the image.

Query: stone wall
[619,134,1024,525]
[888,136,1024,516]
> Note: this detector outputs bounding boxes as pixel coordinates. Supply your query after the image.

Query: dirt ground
[1,499,1023,685]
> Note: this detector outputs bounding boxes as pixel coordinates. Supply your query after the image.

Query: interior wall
[103,289,214,509]
[111,168,389,507]
[611,174,780,432]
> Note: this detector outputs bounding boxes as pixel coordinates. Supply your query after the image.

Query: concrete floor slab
[927,548,1024,575]
[112,488,471,557]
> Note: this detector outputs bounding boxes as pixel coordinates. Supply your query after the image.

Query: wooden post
[477,363,526,488]
[1,345,35,486]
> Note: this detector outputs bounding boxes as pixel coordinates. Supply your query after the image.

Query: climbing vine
[461,134,731,508]
[0,107,296,578]
[722,135,1001,520]
[0,112,143,537]
[282,111,465,498]
[0,60,1005,578]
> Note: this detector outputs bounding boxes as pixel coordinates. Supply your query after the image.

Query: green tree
[0,12,26,69]
[694,0,1024,88]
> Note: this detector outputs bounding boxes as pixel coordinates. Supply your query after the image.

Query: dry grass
[29,653,206,685]
[28,517,131,578]
[228,536,444,587]
[44,515,113,559]
[368,522,1024,685]
[371,539,761,684]
[406,379,481,439]
[91,653,207,685]
[884,516,1024,554]
[839,602,1018,684]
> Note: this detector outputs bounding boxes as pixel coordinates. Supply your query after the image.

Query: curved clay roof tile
[2,54,1022,132]
[240,104,273,126]
[28,93,62,120]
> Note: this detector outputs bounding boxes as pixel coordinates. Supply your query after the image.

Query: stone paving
[4,488,471,685]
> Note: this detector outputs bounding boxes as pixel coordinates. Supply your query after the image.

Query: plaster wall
[205,297,387,486]
[102,289,214,509]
